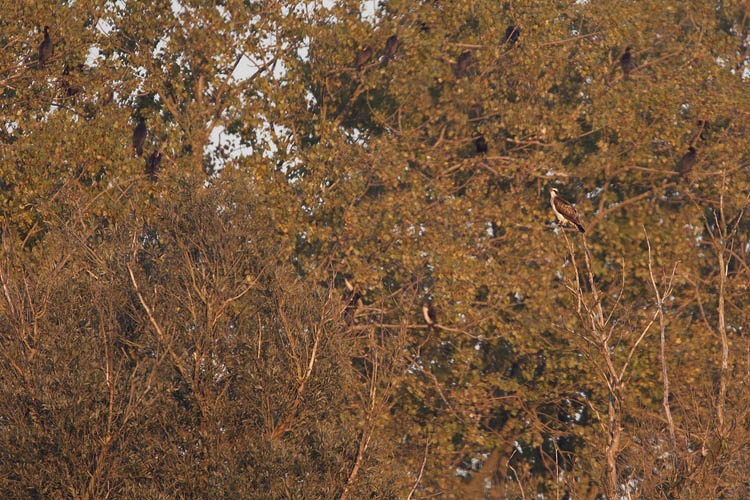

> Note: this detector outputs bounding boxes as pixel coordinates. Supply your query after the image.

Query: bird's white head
[550,187,559,198]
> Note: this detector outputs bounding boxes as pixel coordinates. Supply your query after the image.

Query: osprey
[550,188,585,233]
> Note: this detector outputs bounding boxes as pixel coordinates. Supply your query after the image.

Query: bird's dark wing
[554,196,585,232]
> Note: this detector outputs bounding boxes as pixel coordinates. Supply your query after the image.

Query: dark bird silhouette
[133,122,147,157]
[343,277,363,321]
[619,46,633,80]
[676,146,697,177]
[60,66,81,98]
[474,135,488,154]
[145,150,162,182]
[39,26,53,67]
[355,45,373,70]
[422,302,437,328]
[383,35,399,63]
[456,49,472,77]
[504,25,521,45]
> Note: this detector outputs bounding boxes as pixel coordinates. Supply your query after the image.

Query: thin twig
[406,440,430,500]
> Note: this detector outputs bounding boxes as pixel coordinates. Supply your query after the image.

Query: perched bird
[676,146,697,177]
[550,187,585,233]
[39,26,53,67]
[474,135,488,154]
[133,122,147,157]
[383,35,399,64]
[619,46,633,80]
[145,150,162,182]
[343,277,363,320]
[422,302,437,328]
[355,45,373,70]
[60,66,81,98]
[504,25,521,45]
[456,49,472,77]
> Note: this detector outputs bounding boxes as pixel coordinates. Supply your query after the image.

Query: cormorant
[39,26,53,67]
[383,35,399,64]
[133,122,147,157]
[620,47,633,80]
[505,25,520,45]
[676,146,697,177]
[474,135,488,154]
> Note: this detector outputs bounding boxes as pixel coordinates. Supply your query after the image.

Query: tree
[1,0,747,498]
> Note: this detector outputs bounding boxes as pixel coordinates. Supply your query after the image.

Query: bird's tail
[576,223,585,233]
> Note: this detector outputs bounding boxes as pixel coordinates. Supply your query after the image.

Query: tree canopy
[1,1,748,498]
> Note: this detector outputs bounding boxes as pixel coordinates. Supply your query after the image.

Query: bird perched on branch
[456,50,472,77]
[146,150,162,182]
[133,122,147,157]
[474,135,488,155]
[676,146,697,177]
[619,46,633,80]
[39,26,53,67]
[383,35,399,64]
[355,45,373,70]
[504,25,520,45]
[550,188,585,233]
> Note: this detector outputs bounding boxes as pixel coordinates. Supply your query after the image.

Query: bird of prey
[456,50,472,77]
[550,188,585,233]
[676,146,697,177]
[39,26,53,67]
[355,45,373,70]
[422,302,437,328]
[133,122,147,157]
[146,150,162,182]
[383,35,399,63]
[504,25,520,45]
[619,47,633,80]
[474,135,488,154]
